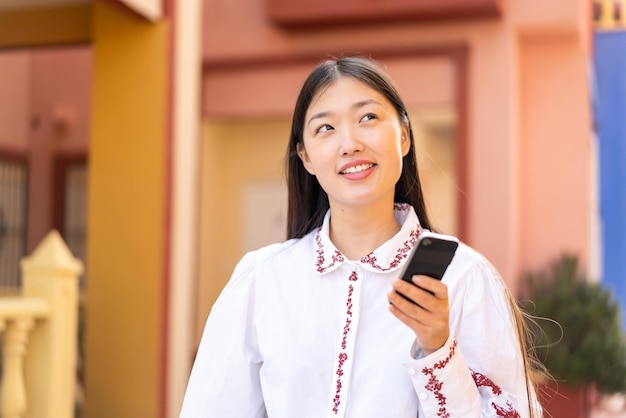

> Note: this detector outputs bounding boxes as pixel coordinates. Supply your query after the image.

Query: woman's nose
[339,128,364,155]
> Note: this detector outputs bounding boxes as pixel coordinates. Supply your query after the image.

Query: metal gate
[0,156,28,290]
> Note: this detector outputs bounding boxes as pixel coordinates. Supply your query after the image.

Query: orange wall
[84,2,167,417]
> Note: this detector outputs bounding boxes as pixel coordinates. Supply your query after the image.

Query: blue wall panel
[594,31,626,325]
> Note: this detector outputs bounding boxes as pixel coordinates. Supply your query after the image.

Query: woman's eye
[315,124,333,134]
[361,113,377,123]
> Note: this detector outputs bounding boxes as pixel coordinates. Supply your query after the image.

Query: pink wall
[519,36,591,272]
[203,57,454,118]
[27,46,92,252]
[0,47,92,251]
[200,0,592,288]
[201,0,589,61]
[30,47,92,153]
[0,51,31,152]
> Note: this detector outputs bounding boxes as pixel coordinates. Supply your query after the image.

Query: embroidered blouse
[180,204,538,418]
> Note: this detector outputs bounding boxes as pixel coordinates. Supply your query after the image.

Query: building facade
[0,0,597,417]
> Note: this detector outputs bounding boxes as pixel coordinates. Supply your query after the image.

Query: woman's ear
[297,142,316,175]
[400,126,411,157]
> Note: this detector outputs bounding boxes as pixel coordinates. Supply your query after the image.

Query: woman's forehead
[306,77,388,114]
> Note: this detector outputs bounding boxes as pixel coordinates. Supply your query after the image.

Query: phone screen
[401,232,459,282]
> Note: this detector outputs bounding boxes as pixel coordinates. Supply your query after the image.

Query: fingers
[387,277,448,325]
[391,276,447,309]
[388,288,426,322]
[388,276,450,354]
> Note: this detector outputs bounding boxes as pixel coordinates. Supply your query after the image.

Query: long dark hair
[285,56,434,239]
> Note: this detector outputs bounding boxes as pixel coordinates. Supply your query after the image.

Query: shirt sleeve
[403,259,535,418]
[179,251,267,418]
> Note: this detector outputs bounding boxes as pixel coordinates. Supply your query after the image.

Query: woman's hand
[388,276,450,355]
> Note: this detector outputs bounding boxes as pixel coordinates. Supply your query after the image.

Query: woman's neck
[328,202,401,260]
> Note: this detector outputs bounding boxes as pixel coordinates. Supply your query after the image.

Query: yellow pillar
[84,1,168,417]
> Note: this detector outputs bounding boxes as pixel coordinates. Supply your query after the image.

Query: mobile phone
[401,230,459,283]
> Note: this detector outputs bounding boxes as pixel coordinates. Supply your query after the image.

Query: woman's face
[297,77,410,211]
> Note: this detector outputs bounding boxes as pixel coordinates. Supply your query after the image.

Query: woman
[180,56,543,417]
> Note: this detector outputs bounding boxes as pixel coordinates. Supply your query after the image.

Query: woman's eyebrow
[307,99,382,127]
[307,111,331,127]
[352,99,381,110]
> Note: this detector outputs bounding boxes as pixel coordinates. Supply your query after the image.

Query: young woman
[180,56,544,417]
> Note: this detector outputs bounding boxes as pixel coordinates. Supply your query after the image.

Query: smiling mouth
[340,163,375,174]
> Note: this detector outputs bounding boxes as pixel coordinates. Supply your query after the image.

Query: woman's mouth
[340,163,375,174]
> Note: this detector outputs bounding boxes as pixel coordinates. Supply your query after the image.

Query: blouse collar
[313,203,423,275]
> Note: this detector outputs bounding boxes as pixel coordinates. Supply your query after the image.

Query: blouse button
[418,393,428,401]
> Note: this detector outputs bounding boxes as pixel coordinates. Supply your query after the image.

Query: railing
[0,230,82,418]
[595,0,626,28]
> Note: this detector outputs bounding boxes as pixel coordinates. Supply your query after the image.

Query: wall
[519,35,591,273]
[0,3,91,49]
[197,118,291,339]
[197,0,592,330]
[0,51,30,152]
[113,0,162,20]
[0,47,91,252]
[28,47,92,252]
[594,30,626,322]
[84,2,167,417]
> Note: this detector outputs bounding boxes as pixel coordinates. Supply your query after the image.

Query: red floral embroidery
[421,340,458,418]
[315,204,422,274]
[315,230,344,273]
[472,371,503,396]
[472,371,521,418]
[492,402,521,418]
[332,274,358,414]
[360,228,421,271]
[394,202,410,211]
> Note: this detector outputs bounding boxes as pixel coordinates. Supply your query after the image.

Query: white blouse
[180,204,537,418]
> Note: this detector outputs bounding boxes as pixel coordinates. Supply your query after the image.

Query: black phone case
[401,235,459,282]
